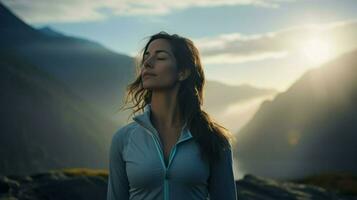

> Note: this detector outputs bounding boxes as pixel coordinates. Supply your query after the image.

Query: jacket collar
[132,103,193,143]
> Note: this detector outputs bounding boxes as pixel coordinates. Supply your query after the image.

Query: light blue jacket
[107,103,237,200]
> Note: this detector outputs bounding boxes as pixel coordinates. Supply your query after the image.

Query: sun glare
[299,38,333,66]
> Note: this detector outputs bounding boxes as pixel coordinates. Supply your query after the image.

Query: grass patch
[49,168,109,179]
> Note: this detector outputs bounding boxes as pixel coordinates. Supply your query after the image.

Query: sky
[3,0,357,92]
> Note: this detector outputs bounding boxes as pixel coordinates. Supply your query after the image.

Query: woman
[107,31,237,200]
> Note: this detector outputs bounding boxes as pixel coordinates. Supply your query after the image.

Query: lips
[142,72,156,79]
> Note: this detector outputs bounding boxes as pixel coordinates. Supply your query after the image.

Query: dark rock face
[1,169,356,200]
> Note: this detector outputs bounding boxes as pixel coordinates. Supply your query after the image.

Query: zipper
[137,121,190,200]
[147,128,174,200]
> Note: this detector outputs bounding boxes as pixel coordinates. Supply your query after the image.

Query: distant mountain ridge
[203,80,277,113]
[38,26,66,37]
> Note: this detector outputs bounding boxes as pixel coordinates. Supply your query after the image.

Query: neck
[150,85,183,129]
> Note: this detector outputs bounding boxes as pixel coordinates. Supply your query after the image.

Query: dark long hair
[118,31,236,165]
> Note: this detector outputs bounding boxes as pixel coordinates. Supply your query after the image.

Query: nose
[142,56,154,68]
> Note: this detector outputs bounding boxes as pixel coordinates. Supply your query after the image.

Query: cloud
[1,0,296,23]
[193,19,357,65]
[201,51,289,64]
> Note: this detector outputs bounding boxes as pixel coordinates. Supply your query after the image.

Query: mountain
[38,26,66,37]
[203,80,277,113]
[0,48,118,176]
[0,2,44,45]
[0,2,136,124]
[235,49,357,180]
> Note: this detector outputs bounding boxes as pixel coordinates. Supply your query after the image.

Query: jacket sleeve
[107,129,130,200]
[208,144,238,200]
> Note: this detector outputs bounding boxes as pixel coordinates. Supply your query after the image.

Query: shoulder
[111,121,139,147]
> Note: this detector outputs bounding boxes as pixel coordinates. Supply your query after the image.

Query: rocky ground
[236,174,357,200]
[0,168,356,200]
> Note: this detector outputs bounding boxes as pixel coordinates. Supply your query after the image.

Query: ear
[178,68,191,81]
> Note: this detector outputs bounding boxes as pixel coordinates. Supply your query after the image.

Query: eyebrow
[144,50,171,56]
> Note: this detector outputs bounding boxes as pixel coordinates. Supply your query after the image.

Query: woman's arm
[107,130,130,200]
[208,145,238,200]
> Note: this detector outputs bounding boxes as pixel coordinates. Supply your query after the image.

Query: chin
[142,82,155,89]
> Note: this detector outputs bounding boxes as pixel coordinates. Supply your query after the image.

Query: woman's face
[141,38,180,90]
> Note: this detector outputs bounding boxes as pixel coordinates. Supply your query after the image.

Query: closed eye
[143,56,166,61]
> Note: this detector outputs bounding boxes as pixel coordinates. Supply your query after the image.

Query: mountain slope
[236,49,357,180]
[0,49,118,176]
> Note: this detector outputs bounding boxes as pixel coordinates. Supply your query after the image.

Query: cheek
[157,65,178,83]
